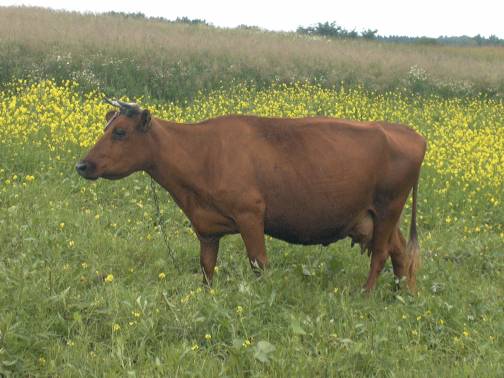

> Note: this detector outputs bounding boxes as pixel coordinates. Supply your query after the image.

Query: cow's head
[76,100,153,180]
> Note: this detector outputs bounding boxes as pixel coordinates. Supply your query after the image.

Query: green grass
[1,169,503,376]
[1,6,504,100]
[1,135,503,376]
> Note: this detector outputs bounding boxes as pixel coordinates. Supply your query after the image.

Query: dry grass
[1,6,503,99]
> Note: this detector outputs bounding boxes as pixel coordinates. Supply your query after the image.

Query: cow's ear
[105,110,117,122]
[138,109,151,132]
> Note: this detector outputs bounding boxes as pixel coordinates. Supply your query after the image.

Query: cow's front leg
[236,212,268,274]
[199,236,220,286]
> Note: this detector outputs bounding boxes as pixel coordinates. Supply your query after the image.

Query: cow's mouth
[100,173,124,180]
[82,175,99,181]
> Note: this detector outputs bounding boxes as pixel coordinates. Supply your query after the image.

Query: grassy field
[1,6,504,100]
[0,80,503,376]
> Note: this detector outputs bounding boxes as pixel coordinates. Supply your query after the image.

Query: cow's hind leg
[364,200,405,291]
[389,227,409,287]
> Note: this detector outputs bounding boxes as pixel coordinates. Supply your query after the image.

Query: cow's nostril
[76,161,88,174]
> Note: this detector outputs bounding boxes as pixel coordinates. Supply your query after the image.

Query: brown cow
[76,101,426,291]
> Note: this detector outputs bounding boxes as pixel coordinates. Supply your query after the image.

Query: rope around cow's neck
[150,177,181,273]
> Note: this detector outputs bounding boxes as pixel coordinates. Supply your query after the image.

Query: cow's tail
[406,178,421,291]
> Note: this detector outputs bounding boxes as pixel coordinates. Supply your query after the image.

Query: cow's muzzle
[75,160,98,180]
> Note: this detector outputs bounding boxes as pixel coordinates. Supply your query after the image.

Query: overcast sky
[1,0,503,38]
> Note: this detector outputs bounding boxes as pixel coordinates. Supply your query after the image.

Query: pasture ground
[0,81,503,376]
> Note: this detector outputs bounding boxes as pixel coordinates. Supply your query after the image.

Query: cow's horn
[116,100,136,109]
[104,98,121,108]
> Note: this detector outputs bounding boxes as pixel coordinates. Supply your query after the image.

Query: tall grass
[1,6,504,100]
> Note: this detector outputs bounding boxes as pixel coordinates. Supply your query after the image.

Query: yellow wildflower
[236,305,244,316]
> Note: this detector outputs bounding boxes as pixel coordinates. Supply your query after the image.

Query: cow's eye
[112,128,126,139]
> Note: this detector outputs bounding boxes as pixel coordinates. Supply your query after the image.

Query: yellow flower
[2,80,504,276]
[158,272,166,280]
[191,344,199,351]
[59,222,65,230]
[112,323,121,332]
[68,240,75,248]
[104,274,114,283]
[132,311,141,318]
[205,334,212,341]
[242,339,251,348]
[236,305,244,315]
[463,330,470,337]
[38,356,46,366]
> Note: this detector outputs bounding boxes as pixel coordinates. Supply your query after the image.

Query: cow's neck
[145,118,208,216]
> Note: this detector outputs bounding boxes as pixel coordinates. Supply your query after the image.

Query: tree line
[102,12,503,46]
[297,22,503,46]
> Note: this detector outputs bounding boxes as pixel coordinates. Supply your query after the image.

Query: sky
[1,0,503,38]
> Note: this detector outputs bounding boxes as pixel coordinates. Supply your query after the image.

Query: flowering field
[0,80,503,376]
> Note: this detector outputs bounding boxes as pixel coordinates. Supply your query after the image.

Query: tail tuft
[406,235,421,291]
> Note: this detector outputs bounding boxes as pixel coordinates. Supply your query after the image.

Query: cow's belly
[265,223,347,245]
[263,196,371,246]
[256,151,378,246]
